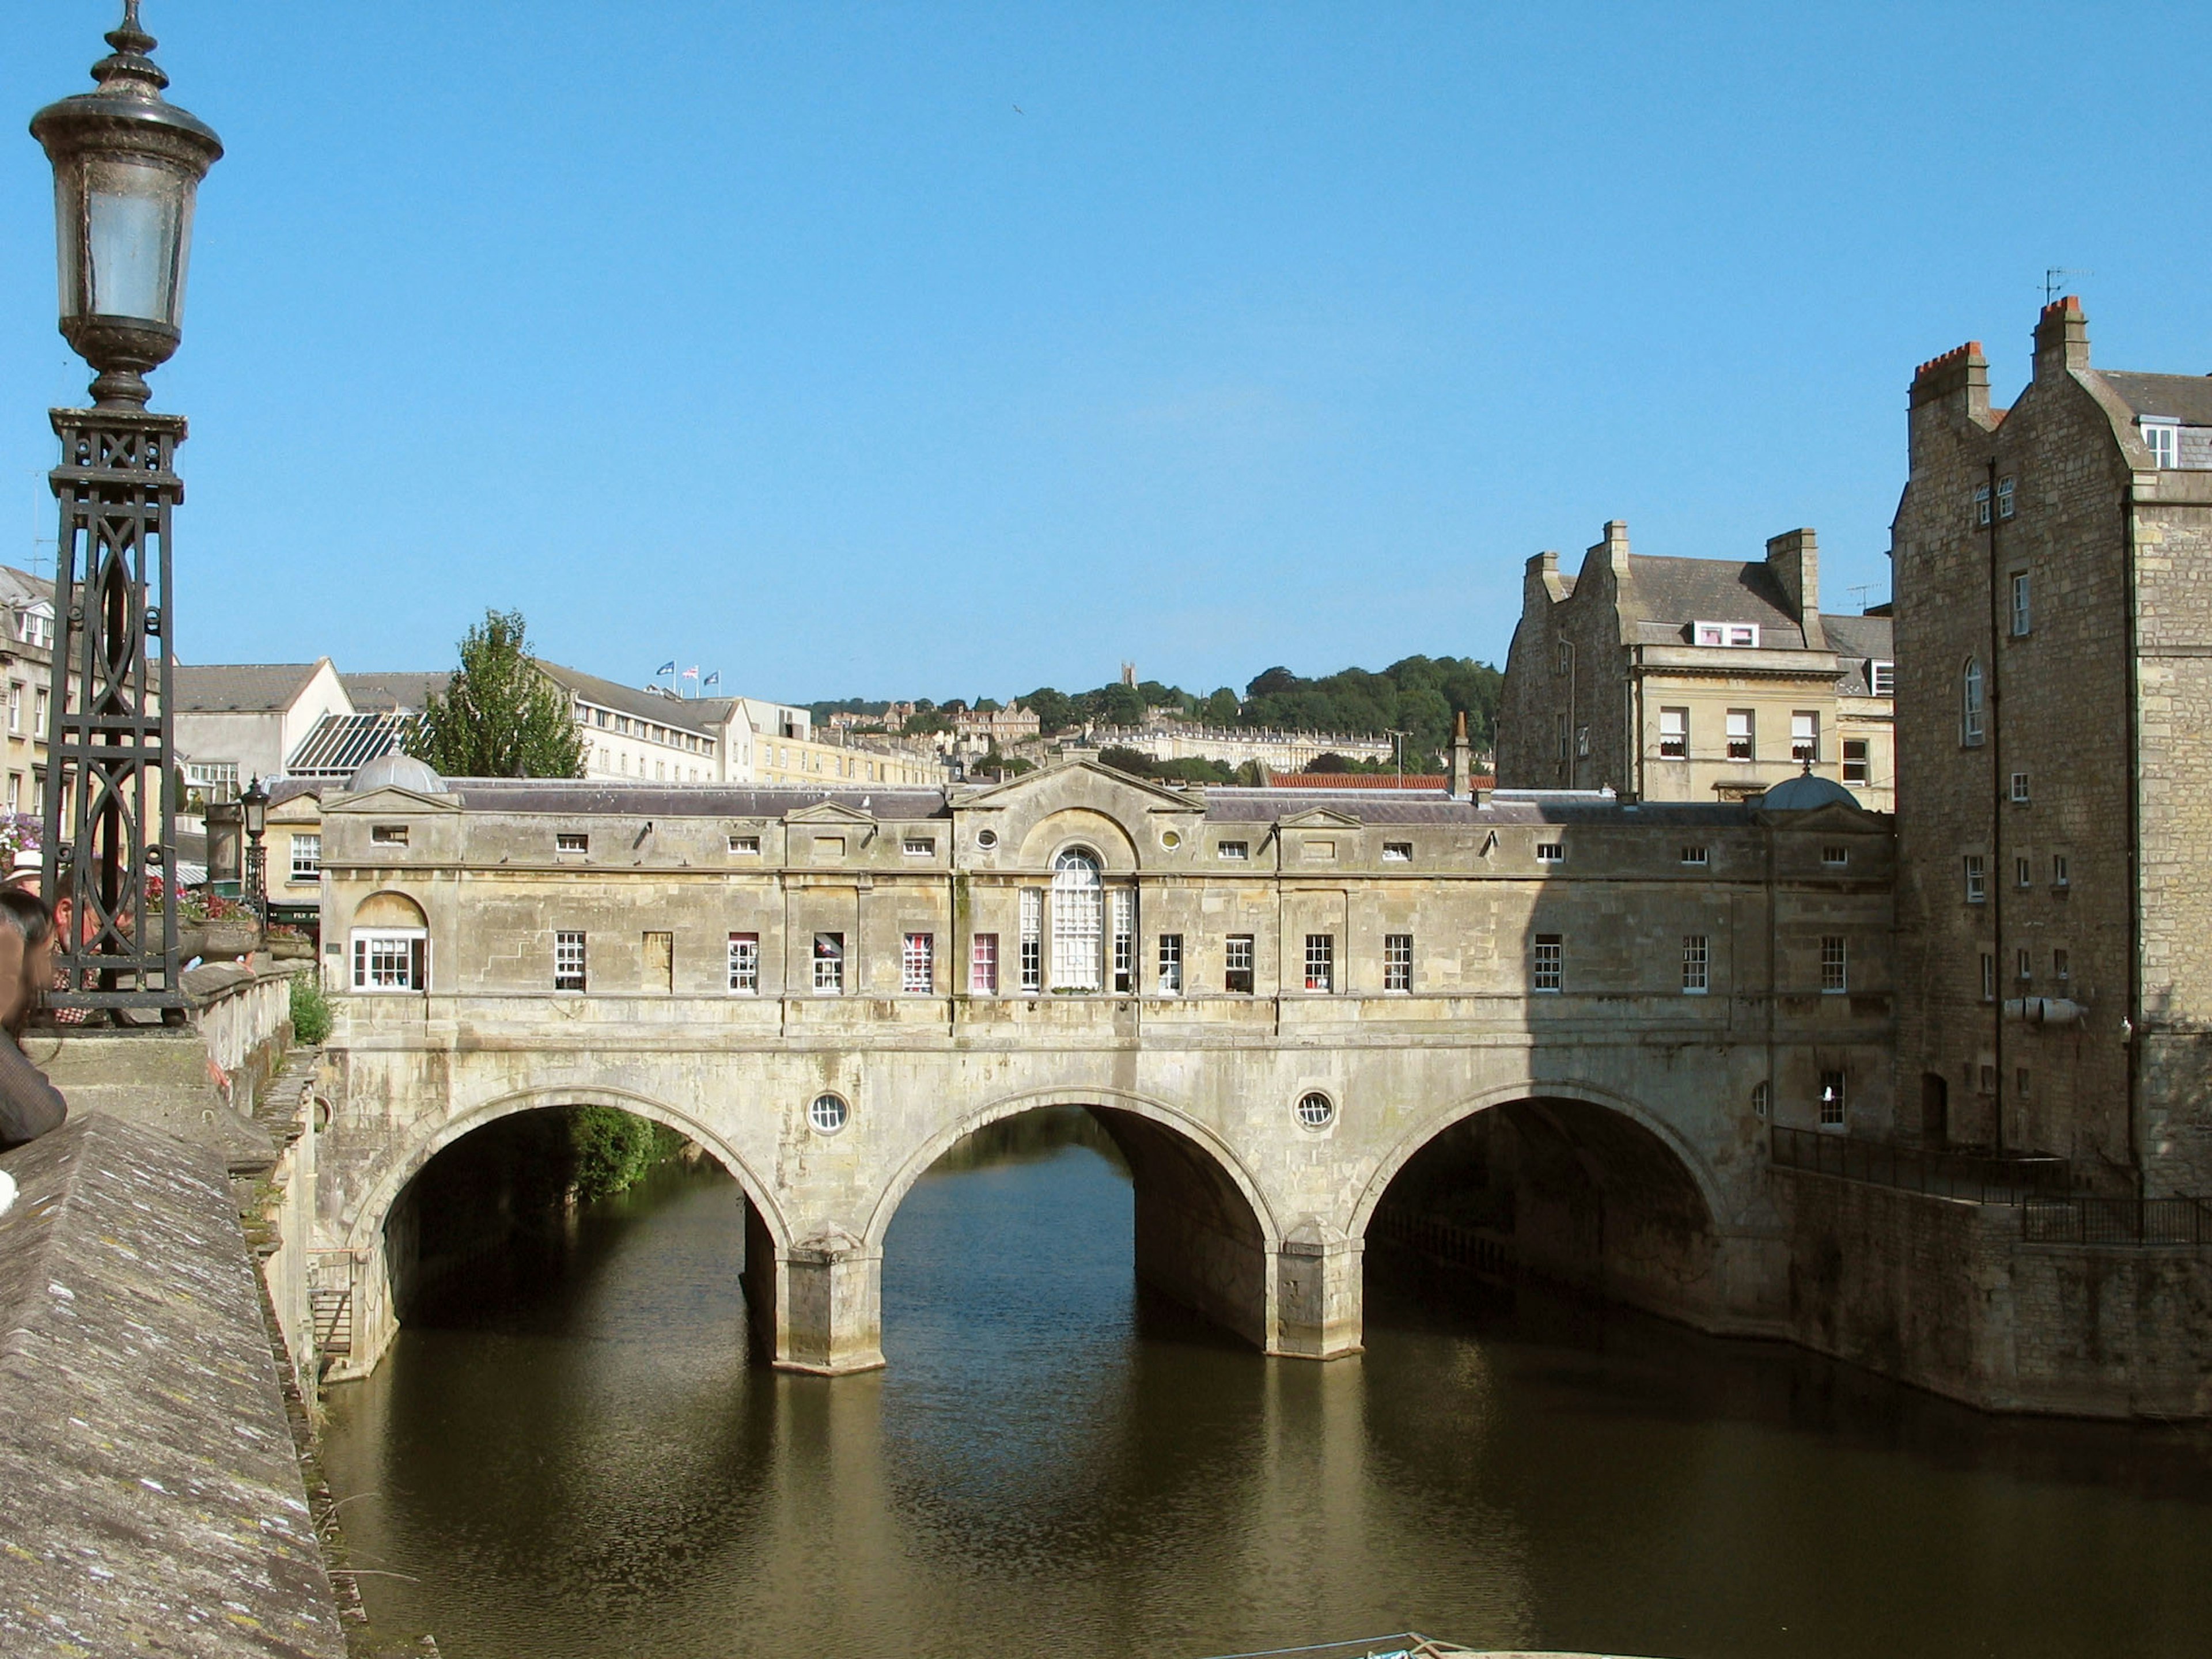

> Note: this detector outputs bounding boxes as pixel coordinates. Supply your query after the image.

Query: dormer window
[1694,622,1760,648]
[15,604,52,649]
[1870,660,1896,697]
[2143,420,2180,469]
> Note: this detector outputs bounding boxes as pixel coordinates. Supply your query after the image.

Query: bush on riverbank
[567,1106,690,1200]
[289,975,332,1046]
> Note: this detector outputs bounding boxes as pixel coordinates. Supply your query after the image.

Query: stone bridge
[308,759,1895,1379]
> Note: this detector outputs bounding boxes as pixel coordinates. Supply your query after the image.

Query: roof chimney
[1594,520,1630,577]
[1449,710,1472,800]
[1910,340,1990,422]
[2033,295,2089,382]
[1764,528,1827,652]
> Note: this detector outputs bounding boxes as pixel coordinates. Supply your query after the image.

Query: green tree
[1022,687,1075,734]
[1202,687,1240,724]
[407,609,585,779]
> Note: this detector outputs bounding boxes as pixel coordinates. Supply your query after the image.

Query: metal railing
[1366,1209,1518,1277]
[1770,1124,2075,1205]
[2022,1196,2212,1247]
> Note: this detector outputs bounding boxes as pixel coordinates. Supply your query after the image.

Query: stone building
[1891,298,2212,1194]
[0,565,58,819]
[1499,523,1895,810]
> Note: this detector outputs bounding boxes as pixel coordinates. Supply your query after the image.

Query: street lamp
[240,776,268,922]
[29,3,221,1016]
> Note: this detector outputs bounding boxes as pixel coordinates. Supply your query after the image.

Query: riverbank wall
[1777,1168,2212,1418]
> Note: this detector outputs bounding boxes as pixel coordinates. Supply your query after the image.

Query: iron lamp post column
[29,3,219,1016]
[241,775,268,922]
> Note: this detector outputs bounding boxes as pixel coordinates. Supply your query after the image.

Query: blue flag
[704,671,720,687]
[655,660,676,677]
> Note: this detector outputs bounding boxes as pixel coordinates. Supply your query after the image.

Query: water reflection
[321,1108,2212,1659]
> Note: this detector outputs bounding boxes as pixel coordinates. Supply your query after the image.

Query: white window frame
[556,831,589,855]
[1791,711,1819,764]
[1694,622,1760,648]
[1304,933,1335,994]
[1381,841,1412,863]
[1982,953,1997,1002]
[1157,933,1184,995]
[1821,844,1849,867]
[1870,660,1896,698]
[289,834,321,884]
[1997,476,2016,519]
[1964,854,1986,904]
[2143,421,2180,469]
[351,928,426,993]
[2016,855,2033,891]
[902,836,934,857]
[728,833,760,856]
[554,930,587,993]
[1681,846,1709,867]
[1217,840,1249,861]
[2011,771,2029,803]
[813,931,846,994]
[2052,853,2070,891]
[2010,571,2031,637]
[1019,888,1043,990]
[1726,709,1753,761]
[1843,738,1870,785]
[728,932,760,993]
[1051,850,1104,991]
[1225,934,1255,994]
[1384,933,1412,994]
[1681,934,1708,994]
[1111,887,1136,993]
[1961,660,1984,745]
[902,931,934,994]
[1820,935,1847,994]
[970,933,999,995]
[1819,1070,1847,1129]
[1974,484,1992,525]
[1535,842,1564,865]
[1659,706,1688,759]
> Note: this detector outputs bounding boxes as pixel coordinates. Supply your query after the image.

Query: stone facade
[1499,521,1895,810]
[1891,299,2212,1193]
[310,759,1892,1380]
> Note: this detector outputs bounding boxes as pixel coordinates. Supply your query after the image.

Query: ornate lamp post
[240,775,268,922]
[29,3,220,1016]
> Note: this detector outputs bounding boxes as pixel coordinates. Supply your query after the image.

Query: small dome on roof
[1758,768,1859,812]
[347,752,449,795]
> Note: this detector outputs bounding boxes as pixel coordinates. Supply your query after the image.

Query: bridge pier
[771,1228,887,1374]
[1273,1224,1364,1359]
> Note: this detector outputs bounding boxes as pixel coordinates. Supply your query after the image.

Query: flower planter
[265,933,313,961]
[199,921,260,960]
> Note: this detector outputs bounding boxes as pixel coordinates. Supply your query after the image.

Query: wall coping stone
[0,1112,347,1657]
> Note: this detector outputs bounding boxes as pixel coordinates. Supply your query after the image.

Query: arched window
[1961,659,1985,746]
[1050,848,1103,991]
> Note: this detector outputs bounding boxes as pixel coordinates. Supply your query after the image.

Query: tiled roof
[338,671,448,713]
[172,662,324,714]
[2101,372,2212,426]
[1622,556,1804,643]
[445,782,952,818]
[534,661,729,737]
[1821,613,1896,695]
[0,565,51,609]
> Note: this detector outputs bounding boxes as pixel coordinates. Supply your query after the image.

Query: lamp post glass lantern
[29,2,221,1015]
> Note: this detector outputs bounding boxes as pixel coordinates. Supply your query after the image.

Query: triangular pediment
[1275,806,1364,830]
[953,757,1202,815]
[325,785,462,814]
[784,799,878,826]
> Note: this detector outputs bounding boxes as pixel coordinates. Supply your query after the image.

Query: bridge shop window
[1680,845,1708,867]
[1217,840,1249,861]
[1051,850,1104,991]
[1821,936,1847,994]
[969,933,999,995]
[1819,1071,1847,1129]
[813,933,845,994]
[1681,934,1707,994]
[553,931,588,993]
[902,933,935,994]
[1224,934,1255,995]
[1659,707,1688,759]
[1384,934,1412,993]
[1532,934,1563,992]
[728,834,760,855]
[1157,934,1183,995]
[351,929,425,993]
[728,933,759,994]
[1843,740,1870,785]
[1019,889,1043,991]
[1304,934,1335,993]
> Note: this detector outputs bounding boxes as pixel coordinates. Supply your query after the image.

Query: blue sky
[4,3,2207,703]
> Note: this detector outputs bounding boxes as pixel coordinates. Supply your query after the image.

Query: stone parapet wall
[1779,1166,2212,1418]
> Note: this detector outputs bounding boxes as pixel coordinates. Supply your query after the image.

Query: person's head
[44,854,104,950]
[0,887,55,1037]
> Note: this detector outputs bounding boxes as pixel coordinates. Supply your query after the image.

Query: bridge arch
[343,1083,791,1258]
[1350,1075,1732,1242]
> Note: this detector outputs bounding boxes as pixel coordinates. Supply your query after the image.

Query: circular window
[808,1093,850,1135]
[1296,1090,1335,1130]
[1161,830,1182,850]
[976,829,999,850]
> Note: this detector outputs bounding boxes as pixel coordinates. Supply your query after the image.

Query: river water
[321,1110,2212,1658]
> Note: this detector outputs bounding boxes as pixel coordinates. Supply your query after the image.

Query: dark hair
[0,887,52,952]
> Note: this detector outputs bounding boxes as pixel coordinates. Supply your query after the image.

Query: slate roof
[337,670,448,712]
[0,1113,348,1658]
[173,662,324,714]
[0,564,51,611]
[2101,372,2212,426]
[444,781,952,819]
[1208,787,1763,825]
[1821,612,1896,694]
[535,660,731,737]
[1624,555,1805,644]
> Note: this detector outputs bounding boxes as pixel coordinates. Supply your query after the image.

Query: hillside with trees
[809,657,1501,770]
